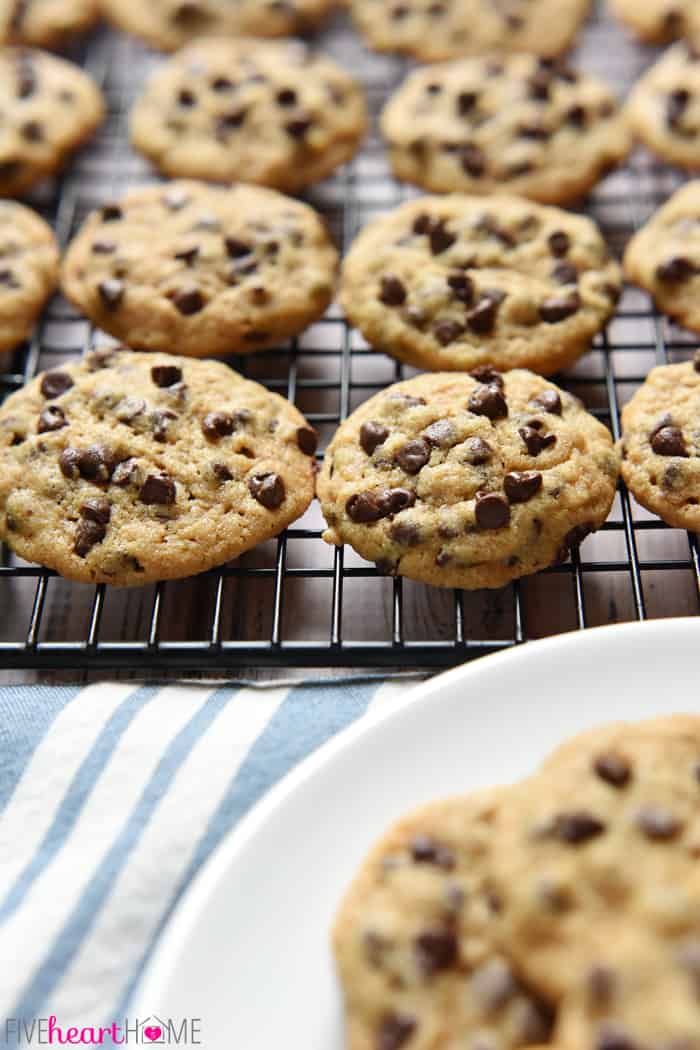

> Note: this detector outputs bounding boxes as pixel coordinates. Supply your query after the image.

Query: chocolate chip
[40,371,73,400]
[468,384,508,420]
[539,291,581,323]
[172,286,205,315]
[21,120,42,142]
[566,104,586,128]
[80,498,111,524]
[519,426,556,456]
[410,834,455,870]
[463,436,492,464]
[594,752,631,787]
[211,76,233,92]
[414,928,458,976]
[286,117,312,138]
[412,212,433,236]
[139,473,176,505]
[379,274,406,306]
[667,87,690,129]
[554,811,606,844]
[552,261,578,285]
[595,1023,640,1050]
[202,412,236,439]
[457,90,478,115]
[650,425,687,457]
[359,421,389,456]
[92,240,116,255]
[475,492,510,529]
[346,487,415,523]
[74,518,106,557]
[434,320,466,345]
[80,445,116,483]
[151,409,177,442]
[115,397,146,423]
[636,805,682,840]
[98,279,124,309]
[548,230,571,257]
[423,419,455,447]
[101,204,122,222]
[461,143,486,176]
[112,459,139,487]
[296,426,318,456]
[151,364,183,388]
[505,470,542,503]
[248,473,285,509]
[384,488,416,514]
[212,462,233,484]
[467,292,505,334]
[470,365,503,388]
[225,237,252,258]
[390,521,421,546]
[174,246,199,266]
[530,389,562,415]
[447,272,474,305]
[429,219,456,255]
[59,447,82,479]
[656,256,695,282]
[178,87,196,107]
[376,1013,416,1050]
[38,405,67,433]
[395,438,430,475]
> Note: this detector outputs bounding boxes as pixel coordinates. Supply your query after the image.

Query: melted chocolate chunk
[423,418,455,447]
[151,364,183,388]
[470,365,503,388]
[415,928,458,976]
[636,805,683,840]
[81,497,111,524]
[379,274,407,306]
[359,421,389,456]
[447,272,474,305]
[376,1013,416,1050]
[461,143,486,176]
[248,473,285,509]
[37,405,67,433]
[410,834,455,870]
[346,487,415,523]
[554,811,606,844]
[296,426,318,456]
[139,473,176,505]
[434,320,466,345]
[530,389,562,415]
[504,470,542,503]
[463,436,492,464]
[151,409,177,442]
[475,491,510,529]
[390,521,421,546]
[656,256,695,283]
[539,291,581,323]
[202,412,236,440]
[74,518,106,557]
[594,752,631,788]
[548,230,571,257]
[552,261,578,285]
[429,219,456,255]
[467,291,505,335]
[650,425,687,457]
[468,383,508,420]
[519,426,556,456]
[172,286,205,315]
[395,438,430,475]
[40,371,74,400]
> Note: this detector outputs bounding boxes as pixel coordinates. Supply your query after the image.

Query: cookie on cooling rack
[381,55,629,205]
[334,789,558,1050]
[0,348,318,586]
[0,47,104,197]
[609,0,692,42]
[347,0,591,62]
[626,42,700,170]
[340,195,621,376]
[318,370,619,590]
[129,38,367,192]
[61,180,338,357]
[0,0,98,48]
[0,200,58,353]
[620,358,700,531]
[100,0,335,53]
[624,181,700,334]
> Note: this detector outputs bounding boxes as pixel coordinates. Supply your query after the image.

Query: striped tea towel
[0,676,422,1042]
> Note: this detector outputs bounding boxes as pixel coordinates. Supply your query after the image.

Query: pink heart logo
[143,1027,162,1042]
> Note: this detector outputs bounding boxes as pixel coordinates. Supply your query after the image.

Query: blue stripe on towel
[0,686,81,814]
[0,685,159,925]
[109,678,380,1018]
[9,685,240,1023]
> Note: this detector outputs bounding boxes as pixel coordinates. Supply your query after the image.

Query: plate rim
[134,616,700,1014]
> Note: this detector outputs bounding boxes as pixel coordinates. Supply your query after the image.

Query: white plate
[135,618,700,1048]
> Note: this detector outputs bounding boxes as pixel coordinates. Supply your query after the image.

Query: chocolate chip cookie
[130,38,367,192]
[381,55,628,205]
[624,181,700,335]
[0,348,317,585]
[0,0,98,48]
[61,180,338,357]
[318,370,619,590]
[620,359,700,531]
[340,195,621,376]
[0,47,104,197]
[490,717,700,1016]
[609,0,692,42]
[0,200,58,352]
[626,42,700,170]
[100,0,335,53]
[347,0,591,62]
[334,790,557,1050]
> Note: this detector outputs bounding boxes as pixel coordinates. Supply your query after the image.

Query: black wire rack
[2,4,700,673]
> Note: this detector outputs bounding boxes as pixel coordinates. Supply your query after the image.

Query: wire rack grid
[1,3,699,673]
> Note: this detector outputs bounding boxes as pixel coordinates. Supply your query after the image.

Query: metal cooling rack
[2,3,700,673]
